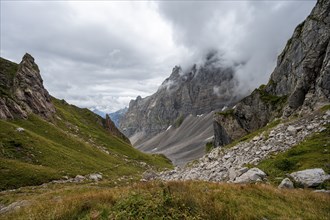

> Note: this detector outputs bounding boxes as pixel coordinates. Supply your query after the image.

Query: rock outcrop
[214,0,330,147]
[120,52,241,145]
[104,114,131,144]
[0,53,55,119]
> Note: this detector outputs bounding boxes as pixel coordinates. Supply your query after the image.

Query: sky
[0,0,316,112]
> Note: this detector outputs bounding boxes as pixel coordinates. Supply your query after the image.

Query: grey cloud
[157,1,316,94]
[1,1,316,112]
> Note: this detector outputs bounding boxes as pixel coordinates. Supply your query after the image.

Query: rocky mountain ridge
[120,53,241,145]
[213,0,330,147]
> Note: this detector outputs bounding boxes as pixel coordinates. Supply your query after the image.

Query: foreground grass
[258,124,330,186]
[0,97,172,190]
[0,181,329,220]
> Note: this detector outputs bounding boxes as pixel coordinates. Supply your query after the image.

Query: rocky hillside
[158,0,330,190]
[214,0,330,147]
[161,109,330,184]
[0,55,172,190]
[120,52,240,145]
[0,54,55,119]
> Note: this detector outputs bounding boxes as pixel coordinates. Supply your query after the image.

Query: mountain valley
[1,0,330,219]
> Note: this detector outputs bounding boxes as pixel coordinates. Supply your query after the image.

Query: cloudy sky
[1,1,316,112]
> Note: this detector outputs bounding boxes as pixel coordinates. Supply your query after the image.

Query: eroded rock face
[0,53,55,119]
[120,53,241,145]
[214,0,330,147]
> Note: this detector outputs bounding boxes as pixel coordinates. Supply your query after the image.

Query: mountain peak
[0,54,55,119]
[22,53,35,63]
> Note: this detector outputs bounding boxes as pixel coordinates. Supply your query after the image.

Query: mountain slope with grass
[0,55,172,190]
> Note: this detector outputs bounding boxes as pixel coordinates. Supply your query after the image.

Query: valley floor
[0,180,329,220]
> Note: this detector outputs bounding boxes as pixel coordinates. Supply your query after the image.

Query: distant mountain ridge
[120,52,241,147]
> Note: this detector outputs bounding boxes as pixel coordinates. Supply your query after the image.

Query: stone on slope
[142,170,159,181]
[234,168,267,184]
[278,178,294,189]
[88,173,103,181]
[289,168,330,187]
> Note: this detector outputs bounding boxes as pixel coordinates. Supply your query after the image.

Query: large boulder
[234,168,267,184]
[289,168,330,187]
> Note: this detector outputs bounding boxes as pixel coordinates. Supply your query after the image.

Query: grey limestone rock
[88,173,103,181]
[289,168,330,187]
[234,168,267,184]
[0,53,55,119]
[278,178,294,189]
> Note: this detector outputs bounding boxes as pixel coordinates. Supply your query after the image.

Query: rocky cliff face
[120,52,240,145]
[214,0,330,147]
[0,53,55,119]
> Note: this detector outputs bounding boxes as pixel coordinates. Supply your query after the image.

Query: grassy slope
[1,181,329,220]
[0,98,172,190]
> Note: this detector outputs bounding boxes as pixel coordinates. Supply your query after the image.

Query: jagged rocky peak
[0,53,55,119]
[120,51,241,145]
[214,0,330,147]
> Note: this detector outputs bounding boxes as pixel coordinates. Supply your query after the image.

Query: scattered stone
[287,126,297,135]
[278,178,294,189]
[289,168,330,188]
[224,154,231,159]
[252,135,261,142]
[88,173,102,181]
[0,200,30,214]
[16,127,25,132]
[74,175,86,182]
[313,189,330,194]
[142,170,159,181]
